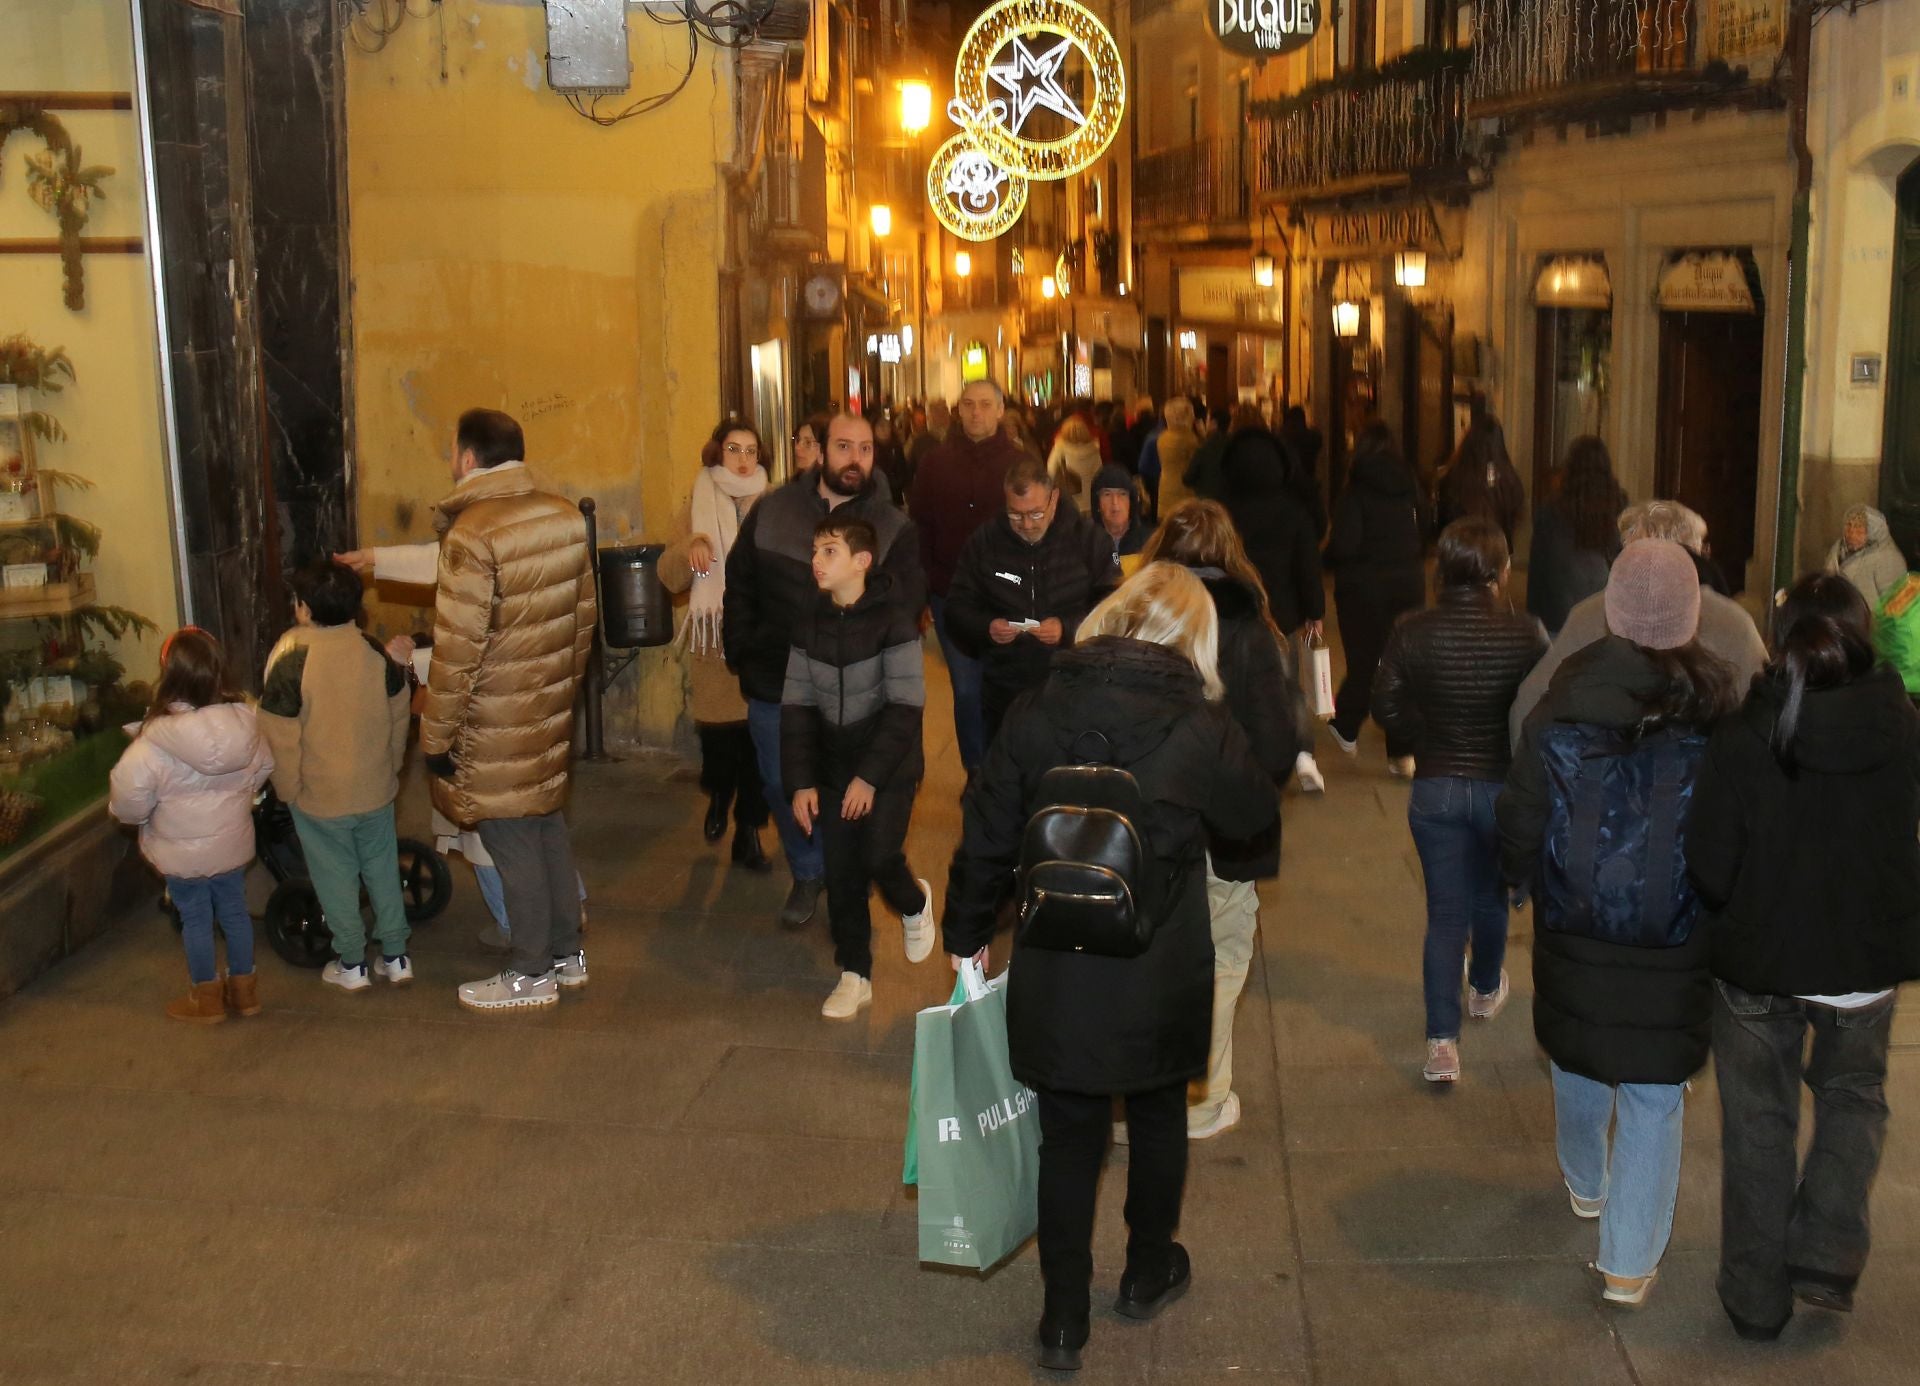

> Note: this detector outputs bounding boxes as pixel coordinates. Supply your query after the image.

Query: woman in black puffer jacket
[1689,574,1920,1340]
[1373,518,1547,1085]
[1324,422,1432,767]
[943,562,1274,1373]
[1142,501,1302,1139]
[1498,539,1740,1310]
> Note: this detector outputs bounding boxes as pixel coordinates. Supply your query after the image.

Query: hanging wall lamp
[1393,248,1427,289]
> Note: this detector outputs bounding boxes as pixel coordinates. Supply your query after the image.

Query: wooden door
[1206,342,1233,414]
[1656,309,1765,593]
[1881,159,1920,561]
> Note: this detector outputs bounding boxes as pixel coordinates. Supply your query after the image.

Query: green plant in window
[0,335,75,447]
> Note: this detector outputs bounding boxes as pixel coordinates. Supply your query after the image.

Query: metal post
[577,497,609,762]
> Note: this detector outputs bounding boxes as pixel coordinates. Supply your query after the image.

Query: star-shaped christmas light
[986,35,1085,137]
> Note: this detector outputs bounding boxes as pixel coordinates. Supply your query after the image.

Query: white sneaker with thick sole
[902,878,937,963]
[1295,752,1326,794]
[1599,1267,1657,1306]
[821,971,872,1019]
[376,954,413,987]
[1467,968,1510,1021]
[457,969,558,1013]
[1187,1091,1242,1141]
[551,950,589,989]
[322,960,371,992]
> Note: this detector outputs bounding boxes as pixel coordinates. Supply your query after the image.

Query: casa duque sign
[1210,0,1318,57]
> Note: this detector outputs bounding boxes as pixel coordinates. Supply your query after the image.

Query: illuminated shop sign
[1209,0,1317,57]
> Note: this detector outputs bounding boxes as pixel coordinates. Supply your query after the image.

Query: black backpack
[1014,733,1164,958]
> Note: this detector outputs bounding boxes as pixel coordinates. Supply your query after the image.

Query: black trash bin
[598,543,673,648]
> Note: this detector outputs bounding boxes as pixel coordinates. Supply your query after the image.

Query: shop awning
[1534,256,1611,310]
[1657,252,1756,313]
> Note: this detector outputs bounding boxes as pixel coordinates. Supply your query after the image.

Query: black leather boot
[731,826,772,872]
[703,790,731,843]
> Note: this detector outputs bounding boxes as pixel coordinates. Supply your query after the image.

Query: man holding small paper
[945,455,1112,749]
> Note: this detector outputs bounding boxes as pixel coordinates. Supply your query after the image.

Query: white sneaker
[376,954,414,987]
[457,969,558,1013]
[551,950,589,989]
[1295,752,1326,793]
[1424,1037,1460,1082]
[821,971,872,1019]
[1467,969,1510,1021]
[1187,1091,1242,1140]
[1569,1186,1606,1220]
[322,960,370,992]
[902,877,937,963]
[1388,755,1416,778]
[1328,725,1359,756]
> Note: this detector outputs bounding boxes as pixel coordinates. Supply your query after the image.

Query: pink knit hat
[1605,539,1701,650]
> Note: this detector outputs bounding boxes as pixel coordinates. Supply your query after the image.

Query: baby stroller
[166,787,452,967]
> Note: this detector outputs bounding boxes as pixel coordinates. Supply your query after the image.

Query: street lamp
[900,80,933,135]
[1041,275,1057,299]
[1332,299,1361,338]
[954,250,971,277]
[1252,249,1275,288]
[870,204,892,238]
[1394,249,1427,288]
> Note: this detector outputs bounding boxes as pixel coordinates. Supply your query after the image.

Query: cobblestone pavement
[1,651,1918,1384]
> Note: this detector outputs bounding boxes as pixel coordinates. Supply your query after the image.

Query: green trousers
[291,803,408,967]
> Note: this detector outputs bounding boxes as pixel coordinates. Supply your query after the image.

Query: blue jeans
[747,697,825,880]
[169,867,253,983]
[930,593,986,772]
[1552,1062,1686,1279]
[1406,776,1508,1039]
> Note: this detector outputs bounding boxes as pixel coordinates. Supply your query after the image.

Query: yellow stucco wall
[344,0,733,742]
[0,0,182,680]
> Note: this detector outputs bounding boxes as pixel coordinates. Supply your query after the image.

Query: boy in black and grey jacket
[782,517,935,1019]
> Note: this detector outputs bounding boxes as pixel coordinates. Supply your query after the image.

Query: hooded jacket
[1221,429,1325,633]
[1497,637,1717,1086]
[1826,505,1908,610]
[945,500,1112,694]
[419,463,599,827]
[1690,665,1920,996]
[1090,464,1150,578]
[1324,444,1431,602]
[722,467,924,705]
[110,702,274,879]
[779,573,925,792]
[908,426,1028,596]
[942,638,1275,1093]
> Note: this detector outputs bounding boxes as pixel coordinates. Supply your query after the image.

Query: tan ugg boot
[224,971,261,1017]
[165,978,229,1025]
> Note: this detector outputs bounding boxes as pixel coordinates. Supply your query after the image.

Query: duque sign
[1209,0,1319,57]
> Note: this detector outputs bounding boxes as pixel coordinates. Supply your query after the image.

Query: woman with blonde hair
[943,561,1276,1371]
[1141,501,1303,1137]
[1047,415,1105,509]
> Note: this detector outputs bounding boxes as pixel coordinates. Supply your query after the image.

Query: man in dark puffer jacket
[946,455,1112,747]
[725,413,925,927]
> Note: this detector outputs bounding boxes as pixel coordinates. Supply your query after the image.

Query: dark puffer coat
[945,503,1112,698]
[1193,571,1296,880]
[723,469,924,704]
[1221,430,1325,634]
[942,638,1275,1095]
[1324,444,1431,638]
[1497,637,1717,1086]
[780,573,924,793]
[1373,586,1548,782]
[1690,665,1920,997]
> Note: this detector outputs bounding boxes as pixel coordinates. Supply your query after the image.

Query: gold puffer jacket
[419,464,598,826]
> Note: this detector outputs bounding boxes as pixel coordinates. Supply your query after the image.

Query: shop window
[1532,254,1613,503]
[1,4,184,864]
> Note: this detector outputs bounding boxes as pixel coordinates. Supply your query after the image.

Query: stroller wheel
[396,838,452,923]
[265,880,333,968]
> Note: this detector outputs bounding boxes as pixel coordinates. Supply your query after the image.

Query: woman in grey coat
[1825,505,1907,611]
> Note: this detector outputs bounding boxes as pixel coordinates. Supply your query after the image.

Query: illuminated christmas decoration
[927,130,1029,242]
[953,0,1126,180]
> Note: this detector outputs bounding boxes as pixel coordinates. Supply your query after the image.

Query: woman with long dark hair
[1436,414,1526,549]
[659,415,773,869]
[1689,573,1920,1339]
[1498,539,1741,1309]
[1527,436,1627,635]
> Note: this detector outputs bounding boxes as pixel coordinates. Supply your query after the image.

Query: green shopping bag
[1875,574,1920,695]
[902,973,969,1187]
[907,960,1041,1270]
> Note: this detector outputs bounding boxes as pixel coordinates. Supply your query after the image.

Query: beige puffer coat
[419,464,598,826]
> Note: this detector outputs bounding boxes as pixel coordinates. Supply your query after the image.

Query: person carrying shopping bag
[942,562,1274,1372]
[110,627,275,1023]
[1689,573,1920,1340]
[1497,538,1740,1308]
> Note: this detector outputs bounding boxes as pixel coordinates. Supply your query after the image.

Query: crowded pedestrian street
[0,651,1916,1384]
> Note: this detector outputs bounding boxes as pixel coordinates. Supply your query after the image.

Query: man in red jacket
[908,378,1027,772]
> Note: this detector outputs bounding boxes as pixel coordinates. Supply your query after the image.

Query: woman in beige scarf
[661,417,773,869]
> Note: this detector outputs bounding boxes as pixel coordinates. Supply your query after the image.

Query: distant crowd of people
[104,383,1920,1372]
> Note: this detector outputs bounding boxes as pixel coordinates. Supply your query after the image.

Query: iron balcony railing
[1250,59,1470,203]
[1469,0,1696,109]
[1134,137,1249,229]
